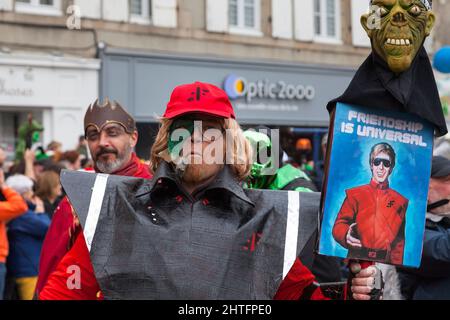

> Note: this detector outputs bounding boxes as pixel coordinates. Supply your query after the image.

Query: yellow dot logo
[224,74,247,99]
[235,79,245,94]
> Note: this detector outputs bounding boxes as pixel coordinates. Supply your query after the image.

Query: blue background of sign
[319,103,434,267]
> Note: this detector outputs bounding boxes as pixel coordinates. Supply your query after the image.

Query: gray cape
[61,169,320,300]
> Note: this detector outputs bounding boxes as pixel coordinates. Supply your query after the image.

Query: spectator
[46,141,63,162]
[0,169,28,300]
[244,128,343,286]
[312,133,328,191]
[81,158,93,169]
[5,175,51,300]
[76,135,89,159]
[0,147,5,169]
[294,138,313,171]
[433,133,450,159]
[61,150,82,171]
[9,149,60,183]
[397,156,450,299]
[0,147,14,178]
[35,171,63,219]
[24,149,37,182]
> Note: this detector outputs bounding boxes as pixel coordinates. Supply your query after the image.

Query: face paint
[168,119,195,158]
[363,0,435,73]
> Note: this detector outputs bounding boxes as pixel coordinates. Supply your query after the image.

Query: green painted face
[362,0,435,74]
[167,119,195,158]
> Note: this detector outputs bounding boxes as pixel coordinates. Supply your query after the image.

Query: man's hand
[346,223,362,248]
[24,149,37,181]
[24,149,35,164]
[350,263,383,300]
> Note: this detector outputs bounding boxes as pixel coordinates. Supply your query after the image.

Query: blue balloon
[434,46,450,74]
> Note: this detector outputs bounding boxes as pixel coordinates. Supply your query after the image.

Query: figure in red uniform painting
[332,142,408,265]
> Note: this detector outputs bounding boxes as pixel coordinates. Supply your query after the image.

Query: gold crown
[84,98,136,135]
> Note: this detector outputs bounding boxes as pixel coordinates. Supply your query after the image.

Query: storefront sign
[0,78,34,97]
[101,51,355,126]
[224,74,315,102]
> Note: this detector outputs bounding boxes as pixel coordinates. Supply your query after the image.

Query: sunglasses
[372,158,392,168]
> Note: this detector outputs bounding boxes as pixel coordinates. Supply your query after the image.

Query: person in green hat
[244,127,344,287]
[243,127,317,192]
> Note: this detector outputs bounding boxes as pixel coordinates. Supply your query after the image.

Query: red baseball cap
[163,82,236,119]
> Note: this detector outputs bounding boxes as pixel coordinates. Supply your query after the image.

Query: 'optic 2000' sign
[223,74,315,102]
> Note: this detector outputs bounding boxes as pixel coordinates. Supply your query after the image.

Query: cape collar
[326,46,448,136]
[144,161,254,206]
[372,50,416,107]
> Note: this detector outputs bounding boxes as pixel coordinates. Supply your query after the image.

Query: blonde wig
[150,117,253,181]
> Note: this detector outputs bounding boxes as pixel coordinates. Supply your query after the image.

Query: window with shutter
[15,0,62,16]
[229,0,262,37]
[0,0,13,11]
[130,0,152,25]
[313,0,341,44]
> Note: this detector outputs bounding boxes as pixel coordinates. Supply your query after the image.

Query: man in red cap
[36,99,152,298]
[39,82,380,300]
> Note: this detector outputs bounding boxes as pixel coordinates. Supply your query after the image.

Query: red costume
[37,168,328,300]
[36,153,151,297]
[40,229,327,300]
[332,179,408,265]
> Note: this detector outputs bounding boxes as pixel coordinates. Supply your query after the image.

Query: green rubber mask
[362,0,435,74]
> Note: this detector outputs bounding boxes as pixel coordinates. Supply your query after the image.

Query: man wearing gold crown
[35,99,152,298]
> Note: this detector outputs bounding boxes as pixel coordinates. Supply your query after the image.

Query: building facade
[0,0,448,160]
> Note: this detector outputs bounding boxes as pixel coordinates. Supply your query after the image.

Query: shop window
[229,0,262,37]
[15,0,62,16]
[130,0,152,25]
[313,0,341,44]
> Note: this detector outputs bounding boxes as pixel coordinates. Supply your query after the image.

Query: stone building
[0,0,447,160]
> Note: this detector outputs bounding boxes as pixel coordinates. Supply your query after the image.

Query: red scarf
[112,153,152,179]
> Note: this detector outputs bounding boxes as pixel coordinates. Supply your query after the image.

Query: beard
[175,160,222,185]
[182,164,208,184]
[95,144,132,174]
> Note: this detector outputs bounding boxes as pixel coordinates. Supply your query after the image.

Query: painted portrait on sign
[332,142,408,265]
[319,103,433,267]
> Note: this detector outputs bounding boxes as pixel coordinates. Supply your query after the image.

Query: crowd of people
[0,81,448,300]
[0,137,96,299]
